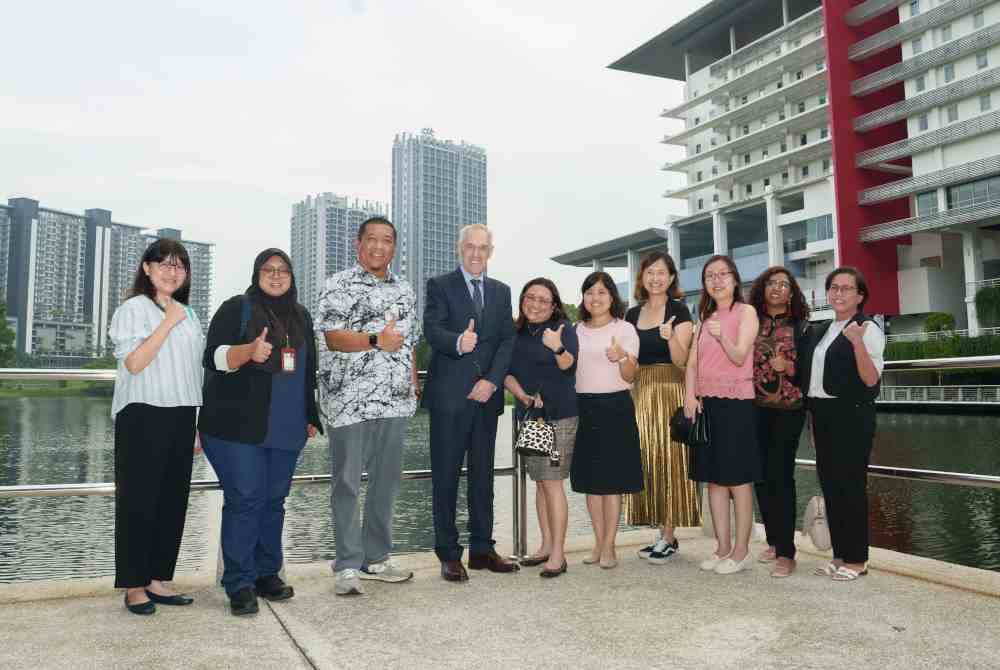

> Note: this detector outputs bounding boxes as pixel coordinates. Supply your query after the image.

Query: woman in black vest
[800,267,884,582]
[199,249,323,615]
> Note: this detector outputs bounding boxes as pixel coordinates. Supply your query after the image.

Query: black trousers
[753,406,806,559]
[429,404,499,562]
[114,403,197,588]
[809,397,876,564]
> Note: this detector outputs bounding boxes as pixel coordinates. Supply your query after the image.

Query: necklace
[527,323,545,337]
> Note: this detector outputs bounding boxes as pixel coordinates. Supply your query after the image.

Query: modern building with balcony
[556,0,1000,334]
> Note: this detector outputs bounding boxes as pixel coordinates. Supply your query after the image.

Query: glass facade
[947,176,1000,210]
[782,214,833,253]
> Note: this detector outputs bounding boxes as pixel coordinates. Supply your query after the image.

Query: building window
[947,176,1000,210]
[915,74,925,92]
[801,165,810,178]
[726,133,732,142]
[981,93,992,112]
[697,171,703,182]
[796,70,803,80]
[977,51,989,70]
[816,60,825,72]
[782,171,789,184]
[744,153,751,165]
[974,11,985,29]
[797,101,806,114]
[909,0,920,17]
[712,165,719,176]
[695,143,702,155]
[698,198,704,210]
[918,113,929,131]
[943,63,955,82]
[742,124,750,135]
[777,80,784,89]
[729,189,734,200]
[778,110,786,121]
[800,133,808,146]
[746,184,753,195]
[819,93,827,105]
[823,159,831,173]
[912,36,923,55]
[916,191,939,216]
[780,142,788,153]
[764,177,771,187]
[947,103,959,122]
[762,147,769,158]
[741,95,748,105]
[820,126,829,139]
[728,162,733,171]
[713,193,719,204]
[941,24,951,42]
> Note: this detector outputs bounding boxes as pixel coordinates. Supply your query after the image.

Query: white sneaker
[637,535,668,560]
[334,568,364,596]
[360,558,414,583]
[700,552,730,571]
[714,553,753,575]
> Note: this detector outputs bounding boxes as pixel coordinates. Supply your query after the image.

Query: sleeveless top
[696,304,754,400]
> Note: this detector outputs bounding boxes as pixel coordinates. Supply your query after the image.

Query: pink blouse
[575,319,640,394]
[697,304,756,400]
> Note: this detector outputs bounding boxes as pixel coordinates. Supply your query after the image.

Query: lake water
[0,396,998,582]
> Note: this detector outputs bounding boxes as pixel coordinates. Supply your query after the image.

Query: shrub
[886,334,1000,360]
[924,312,955,333]
[974,286,1000,327]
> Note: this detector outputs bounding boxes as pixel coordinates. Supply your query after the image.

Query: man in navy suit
[422,224,517,582]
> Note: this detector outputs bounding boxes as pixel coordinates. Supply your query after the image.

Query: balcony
[710,8,824,77]
[848,0,994,61]
[855,66,1000,133]
[846,0,909,27]
[858,200,1000,242]
[860,154,1000,205]
[851,23,1000,97]
[856,109,1000,168]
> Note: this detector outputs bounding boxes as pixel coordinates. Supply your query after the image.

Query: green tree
[0,302,15,367]
[562,303,580,323]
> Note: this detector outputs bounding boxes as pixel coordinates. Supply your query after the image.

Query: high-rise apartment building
[0,197,214,364]
[392,128,487,316]
[611,0,1000,334]
[289,193,387,315]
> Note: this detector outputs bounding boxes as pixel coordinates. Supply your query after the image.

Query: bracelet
[553,346,566,356]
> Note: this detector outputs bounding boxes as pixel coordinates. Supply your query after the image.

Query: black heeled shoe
[540,560,568,579]
[124,592,156,615]
[145,589,194,606]
[519,554,550,567]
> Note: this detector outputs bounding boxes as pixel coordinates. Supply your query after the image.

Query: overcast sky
[1,0,706,311]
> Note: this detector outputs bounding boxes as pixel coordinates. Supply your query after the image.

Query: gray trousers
[329,417,408,571]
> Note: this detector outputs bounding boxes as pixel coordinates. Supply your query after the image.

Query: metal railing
[856,109,1000,168]
[860,200,1000,242]
[860,154,1000,206]
[846,0,908,27]
[848,0,993,61]
[878,385,1000,403]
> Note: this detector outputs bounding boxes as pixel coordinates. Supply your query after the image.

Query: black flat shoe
[124,592,156,615]
[229,586,259,617]
[540,560,568,579]
[519,555,550,567]
[145,589,194,606]
[254,575,294,602]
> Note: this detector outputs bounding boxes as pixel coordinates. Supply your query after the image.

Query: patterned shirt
[315,264,420,428]
[752,312,803,409]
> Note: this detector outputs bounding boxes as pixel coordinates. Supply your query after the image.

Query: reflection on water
[0,397,998,581]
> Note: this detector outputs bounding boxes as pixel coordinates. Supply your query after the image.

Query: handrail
[796,459,1000,490]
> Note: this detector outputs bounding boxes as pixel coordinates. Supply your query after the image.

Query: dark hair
[825,266,870,310]
[578,271,626,322]
[358,216,396,242]
[698,255,743,322]
[515,278,568,331]
[634,251,682,302]
[749,266,810,322]
[130,238,191,304]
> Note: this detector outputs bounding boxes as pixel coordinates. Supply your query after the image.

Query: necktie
[471,279,484,318]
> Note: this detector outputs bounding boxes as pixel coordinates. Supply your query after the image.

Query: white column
[781,0,789,24]
[712,211,728,255]
[627,249,641,307]
[729,26,737,54]
[764,193,782,267]
[684,51,691,80]
[591,258,604,272]
[666,224,681,262]
[962,229,984,336]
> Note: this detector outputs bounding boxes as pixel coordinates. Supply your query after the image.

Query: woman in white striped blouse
[108,239,204,615]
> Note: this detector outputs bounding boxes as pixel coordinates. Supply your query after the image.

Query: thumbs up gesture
[163,296,188,327]
[251,327,273,363]
[706,315,722,340]
[605,335,626,363]
[459,318,478,354]
[843,320,868,345]
[379,318,405,353]
[659,315,677,342]
[542,323,565,352]
[770,352,789,373]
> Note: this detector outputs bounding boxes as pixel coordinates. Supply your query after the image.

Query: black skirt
[688,396,763,486]
[570,391,644,495]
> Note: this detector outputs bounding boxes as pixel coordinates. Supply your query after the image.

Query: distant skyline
[1,1,706,312]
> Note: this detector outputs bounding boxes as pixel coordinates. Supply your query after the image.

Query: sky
[1,0,707,311]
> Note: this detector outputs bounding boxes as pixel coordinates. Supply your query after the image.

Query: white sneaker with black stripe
[647,538,679,565]
[637,535,669,560]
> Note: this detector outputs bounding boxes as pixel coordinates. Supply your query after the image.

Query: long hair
[515,277,568,332]
[697,255,743,322]
[634,251,683,302]
[748,266,810,322]
[129,238,192,304]
[825,266,870,311]
[578,271,626,321]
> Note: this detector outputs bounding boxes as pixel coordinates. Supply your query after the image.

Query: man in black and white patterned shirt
[316,216,420,596]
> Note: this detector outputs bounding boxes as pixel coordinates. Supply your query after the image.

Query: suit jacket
[422,268,515,416]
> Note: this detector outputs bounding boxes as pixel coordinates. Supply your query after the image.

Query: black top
[625,300,693,365]
[198,294,323,444]
[800,313,882,404]
[507,317,579,420]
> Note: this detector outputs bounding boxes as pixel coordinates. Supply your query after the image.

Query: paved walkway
[2,529,998,670]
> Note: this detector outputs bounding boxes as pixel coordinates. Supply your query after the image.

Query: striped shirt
[109,295,205,419]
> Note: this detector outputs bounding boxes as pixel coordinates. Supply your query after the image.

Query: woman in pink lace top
[683,255,761,576]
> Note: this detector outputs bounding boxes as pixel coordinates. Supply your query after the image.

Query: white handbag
[803,495,831,551]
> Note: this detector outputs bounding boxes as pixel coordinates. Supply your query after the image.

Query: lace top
[696,304,755,400]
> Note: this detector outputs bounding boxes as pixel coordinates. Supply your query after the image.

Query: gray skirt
[525,416,578,481]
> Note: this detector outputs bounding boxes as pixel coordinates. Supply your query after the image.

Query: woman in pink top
[684,255,761,576]
[570,272,643,569]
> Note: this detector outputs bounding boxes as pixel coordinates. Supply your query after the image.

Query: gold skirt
[624,364,702,528]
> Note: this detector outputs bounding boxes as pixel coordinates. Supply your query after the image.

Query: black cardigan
[198,294,323,444]
[800,313,881,403]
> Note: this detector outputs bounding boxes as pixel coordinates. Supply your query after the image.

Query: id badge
[281,347,296,373]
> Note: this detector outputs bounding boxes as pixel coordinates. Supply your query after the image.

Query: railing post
[510,411,522,560]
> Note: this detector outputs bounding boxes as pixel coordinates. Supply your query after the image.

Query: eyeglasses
[260,266,291,278]
[828,284,858,295]
[463,243,492,255]
[705,271,733,283]
[524,295,553,306]
[154,261,186,274]
[766,279,791,290]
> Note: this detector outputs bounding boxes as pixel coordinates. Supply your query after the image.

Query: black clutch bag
[670,403,710,448]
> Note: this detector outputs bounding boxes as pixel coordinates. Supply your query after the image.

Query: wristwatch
[553,346,566,356]
[368,333,380,350]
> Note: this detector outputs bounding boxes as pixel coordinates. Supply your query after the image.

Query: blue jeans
[202,437,301,596]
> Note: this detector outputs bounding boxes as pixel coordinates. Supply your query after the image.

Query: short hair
[515,278,568,331]
[456,223,493,256]
[130,238,192,304]
[748,266,810,322]
[578,271,626,321]
[825,266,870,310]
[357,216,396,242]
[697,255,743,322]
[634,251,683,302]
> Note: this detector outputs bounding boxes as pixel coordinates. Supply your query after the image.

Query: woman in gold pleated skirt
[624,252,701,564]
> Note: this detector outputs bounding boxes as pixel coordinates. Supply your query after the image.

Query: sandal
[758,547,777,563]
[813,562,838,577]
[831,566,868,581]
[770,559,796,578]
